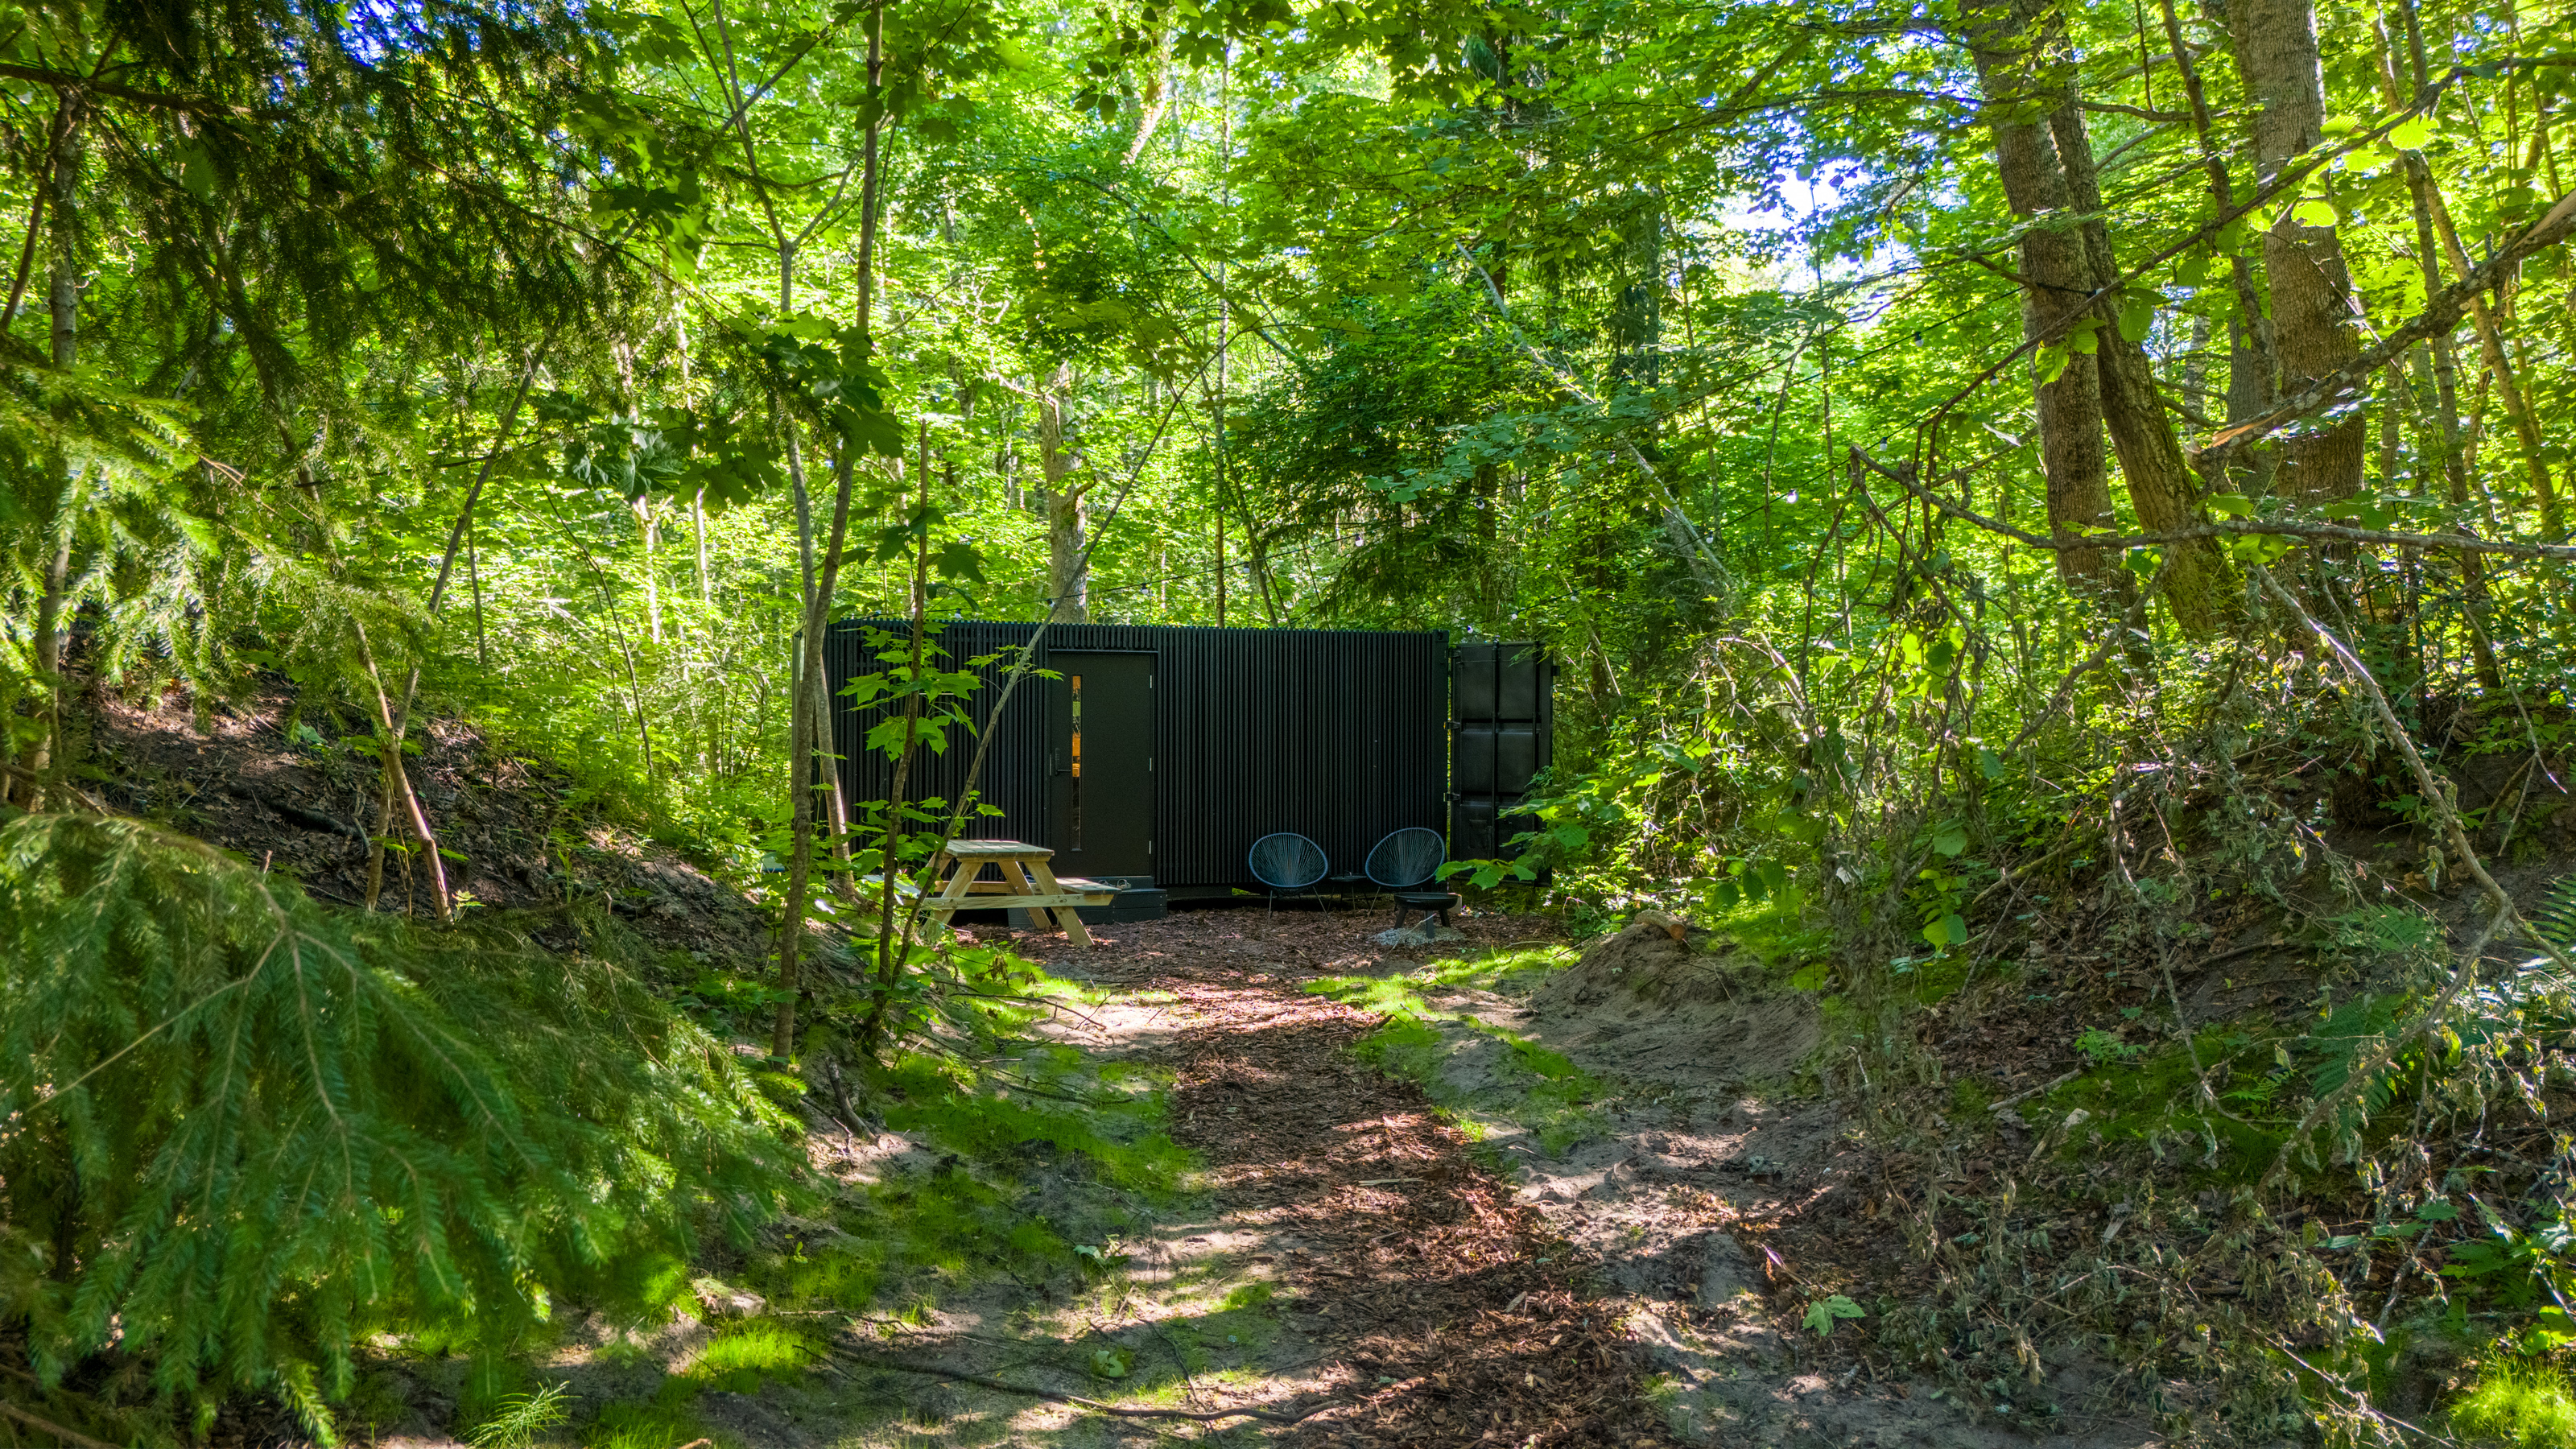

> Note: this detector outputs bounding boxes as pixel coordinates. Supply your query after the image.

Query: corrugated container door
[1449,642,1552,865]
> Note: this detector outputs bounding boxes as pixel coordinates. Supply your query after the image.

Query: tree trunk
[27,122,83,809]
[2400,158,2506,688]
[807,650,856,899]
[352,616,452,921]
[2416,165,2561,537]
[636,495,663,643]
[1038,361,1088,621]
[2226,0,2365,504]
[1963,0,2124,599]
[2046,97,2241,636]
[775,0,885,1059]
[1123,30,1176,165]
[775,369,819,1055]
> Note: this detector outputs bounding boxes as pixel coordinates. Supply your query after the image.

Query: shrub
[0,815,800,1440]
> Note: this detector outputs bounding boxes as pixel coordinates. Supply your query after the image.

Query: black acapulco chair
[1247,832,1331,920]
[1364,826,1459,927]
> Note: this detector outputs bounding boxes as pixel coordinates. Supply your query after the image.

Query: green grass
[684,1317,824,1393]
[2452,1363,2576,1447]
[1301,945,1571,1022]
[1696,890,1832,969]
[1303,943,1571,1011]
[1144,1300,1286,1377]
[585,1393,712,1449]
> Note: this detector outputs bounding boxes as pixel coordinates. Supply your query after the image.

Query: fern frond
[2531,871,2576,954]
[0,814,799,1431]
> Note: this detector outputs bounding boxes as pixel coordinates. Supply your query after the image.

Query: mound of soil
[1530,917,1821,1088]
[79,680,772,965]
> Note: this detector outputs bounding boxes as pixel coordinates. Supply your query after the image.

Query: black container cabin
[822,620,1552,898]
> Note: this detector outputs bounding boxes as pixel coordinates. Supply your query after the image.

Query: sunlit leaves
[730,314,906,458]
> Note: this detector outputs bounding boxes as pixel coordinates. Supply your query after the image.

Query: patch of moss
[871,1051,1192,1195]
[1337,1005,1609,1154]
[744,961,1199,1323]
[2025,1029,2286,1177]
[2029,996,2423,1180]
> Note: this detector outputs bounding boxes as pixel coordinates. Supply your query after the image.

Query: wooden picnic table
[922,840,1117,947]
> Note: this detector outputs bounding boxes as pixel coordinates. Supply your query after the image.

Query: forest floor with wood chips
[791,907,2169,1449]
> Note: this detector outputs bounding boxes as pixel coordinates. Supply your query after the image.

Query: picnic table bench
[921,840,1117,947]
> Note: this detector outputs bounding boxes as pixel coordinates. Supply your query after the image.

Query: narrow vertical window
[1069,674,1084,849]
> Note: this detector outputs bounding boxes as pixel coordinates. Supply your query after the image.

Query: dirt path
[766,909,1676,1447]
[1154,972,1674,1447]
[976,909,2169,1449]
[443,904,2177,1449]
[338,904,2181,1447]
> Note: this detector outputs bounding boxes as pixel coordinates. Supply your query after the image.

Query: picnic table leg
[1024,860,1096,948]
[923,856,978,932]
[995,859,1054,937]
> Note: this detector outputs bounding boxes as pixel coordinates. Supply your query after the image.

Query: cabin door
[1049,651,1156,880]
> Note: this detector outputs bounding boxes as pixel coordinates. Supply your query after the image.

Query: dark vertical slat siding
[826,620,1447,888]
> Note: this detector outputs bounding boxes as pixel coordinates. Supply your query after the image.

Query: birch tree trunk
[1038,360,1088,622]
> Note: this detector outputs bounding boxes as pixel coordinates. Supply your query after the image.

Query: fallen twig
[830,1346,1337,1424]
[0,1398,122,1449]
[2188,939,2295,976]
[2260,1333,2444,1442]
[1990,1068,2085,1112]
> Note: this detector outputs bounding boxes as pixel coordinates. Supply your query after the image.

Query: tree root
[831,1346,1338,1424]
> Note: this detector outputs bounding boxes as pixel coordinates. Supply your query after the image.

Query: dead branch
[1850,447,2576,561]
[0,763,109,815]
[0,1398,122,1449]
[2251,566,2574,1190]
[2194,189,2576,473]
[829,1346,1338,1424]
